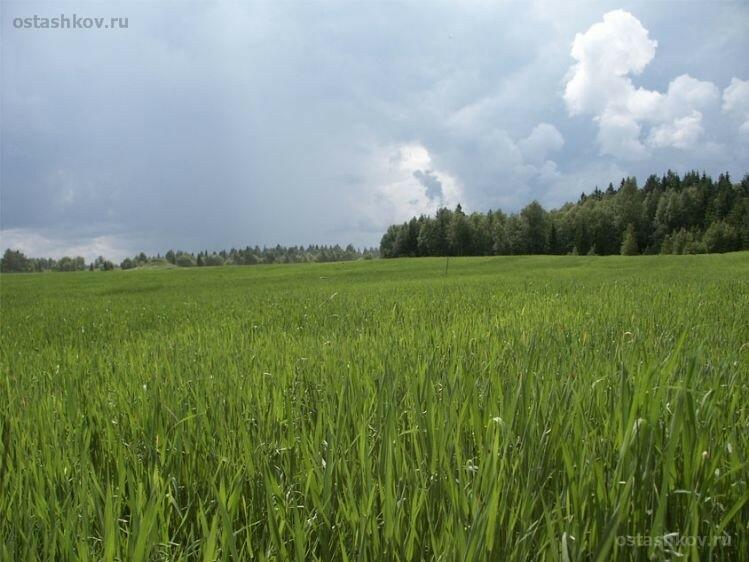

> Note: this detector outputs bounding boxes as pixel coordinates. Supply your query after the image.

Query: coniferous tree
[447,205,471,256]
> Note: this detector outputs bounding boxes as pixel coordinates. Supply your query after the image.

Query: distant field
[2,254,748,561]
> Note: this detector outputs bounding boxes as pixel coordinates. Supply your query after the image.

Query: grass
[1,253,748,561]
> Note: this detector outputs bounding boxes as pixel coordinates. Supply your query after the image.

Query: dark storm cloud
[413,170,443,201]
[1,1,747,259]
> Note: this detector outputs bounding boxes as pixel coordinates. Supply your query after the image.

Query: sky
[2,1,748,260]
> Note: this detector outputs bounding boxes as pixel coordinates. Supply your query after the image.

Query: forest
[380,171,749,257]
[0,244,376,273]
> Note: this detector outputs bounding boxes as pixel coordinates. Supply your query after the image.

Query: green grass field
[2,254,748,561]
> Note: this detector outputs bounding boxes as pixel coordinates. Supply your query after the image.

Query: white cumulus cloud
[722,77,749,137]
[647,111,705,149]
[564,10,720,158]
[358,143,463,228]
[564,10,657,117]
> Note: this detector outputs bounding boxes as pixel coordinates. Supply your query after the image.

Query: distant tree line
[120,245,376,270]
[380,171,749,257]
[0,250,89,273]
[1,244,377,273]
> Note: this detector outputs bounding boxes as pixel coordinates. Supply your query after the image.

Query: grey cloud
[1,1,747,258]
[413,170,443,201]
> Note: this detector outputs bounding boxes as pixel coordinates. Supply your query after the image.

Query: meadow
[1,254,748,561]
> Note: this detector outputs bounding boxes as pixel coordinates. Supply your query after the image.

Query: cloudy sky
[2,1,748,260]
